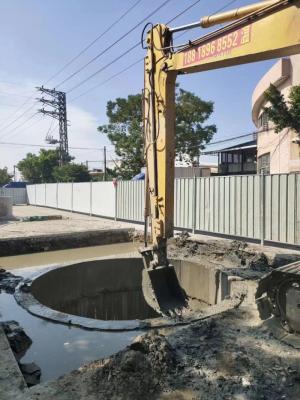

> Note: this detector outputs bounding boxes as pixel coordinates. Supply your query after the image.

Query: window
[258,111,269,131]
[258,153,270,174]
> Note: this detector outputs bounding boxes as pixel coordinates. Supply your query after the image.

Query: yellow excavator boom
[141,0,300,314]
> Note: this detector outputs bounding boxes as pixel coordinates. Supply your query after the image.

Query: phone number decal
[183,25,252,67]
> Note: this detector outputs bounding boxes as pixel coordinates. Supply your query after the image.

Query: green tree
[175,88,216,161]
[53,163,91,182]
[0,167,12,186]
[17,149,60,183]
[98,94,143,180]
[264,84,300,135]
[98,88,216,179]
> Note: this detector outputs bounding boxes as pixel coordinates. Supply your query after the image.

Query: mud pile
[168,233,275,279]
[91,331,175,399]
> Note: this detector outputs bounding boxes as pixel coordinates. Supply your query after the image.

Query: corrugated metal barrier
[116,174,300,246]
[0,188,27,205]
[27,173,300,246]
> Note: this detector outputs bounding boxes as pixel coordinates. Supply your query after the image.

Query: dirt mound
[91,331,175,400]
[169,232,270,276]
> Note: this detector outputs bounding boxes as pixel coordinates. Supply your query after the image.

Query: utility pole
[103,146,107,181]
[36,86,69,166]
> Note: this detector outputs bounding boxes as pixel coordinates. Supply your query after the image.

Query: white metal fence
[27,182,116,218]
[0,188,27,205]
[27,173,300,246]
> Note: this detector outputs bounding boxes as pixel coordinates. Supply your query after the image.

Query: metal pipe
[169,0,280,32]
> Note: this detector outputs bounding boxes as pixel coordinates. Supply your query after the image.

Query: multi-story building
[252,55,300,174]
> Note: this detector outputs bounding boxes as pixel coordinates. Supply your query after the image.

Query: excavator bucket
[142,265,188,316]
[140,249,188,315]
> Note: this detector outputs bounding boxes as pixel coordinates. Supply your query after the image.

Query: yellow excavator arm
[140,0,300,314]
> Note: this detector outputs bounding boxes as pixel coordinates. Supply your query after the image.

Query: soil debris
[168,232,300,279]
[27,305,300,400]
[0,268,23,293]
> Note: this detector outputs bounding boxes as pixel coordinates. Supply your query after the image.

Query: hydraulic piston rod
[169,0,281,33]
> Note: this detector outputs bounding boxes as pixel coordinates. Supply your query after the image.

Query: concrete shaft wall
[30,258,227,321]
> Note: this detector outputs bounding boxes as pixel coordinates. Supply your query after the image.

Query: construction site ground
[0,205,139,239]
[1,207,300,399]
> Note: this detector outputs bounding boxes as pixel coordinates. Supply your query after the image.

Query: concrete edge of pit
[14,254,246,332]
[0,228,135,256]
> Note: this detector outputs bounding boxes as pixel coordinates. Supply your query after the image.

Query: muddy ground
[25,305,300,400]
[168,232,300,276]
[4,234,300,400]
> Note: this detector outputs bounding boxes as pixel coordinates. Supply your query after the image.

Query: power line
[0,98,36,131]
[68,42,141,93]
[45,0,144,84]
[0,111,39,140]
[173,0,238,41]
[210,0,239,16]
[0,0,239,149]
[166,0,203,25]
[0,90,33,99]
[0,1,148,130]
[189,131,260,153]
[0,102,24,108]
[55,0,172,89]
[0,0,171,139]
[68,0,208,95]
[0,140,114,151]
[70,57,144,101]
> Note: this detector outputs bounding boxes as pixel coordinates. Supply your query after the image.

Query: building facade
[252,55,300,174]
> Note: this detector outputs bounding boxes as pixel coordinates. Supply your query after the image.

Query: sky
[0,0,276,178]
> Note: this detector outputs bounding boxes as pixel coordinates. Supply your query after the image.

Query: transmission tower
[36,86,69,165]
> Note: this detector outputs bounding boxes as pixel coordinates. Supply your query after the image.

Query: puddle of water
[0,292,137,382]
[0,242,139,270]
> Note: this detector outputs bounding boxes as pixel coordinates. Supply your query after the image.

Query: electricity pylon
[36,86,69,166]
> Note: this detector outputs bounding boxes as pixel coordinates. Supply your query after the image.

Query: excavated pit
[31,258,159,321]
[16,257,230,330]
